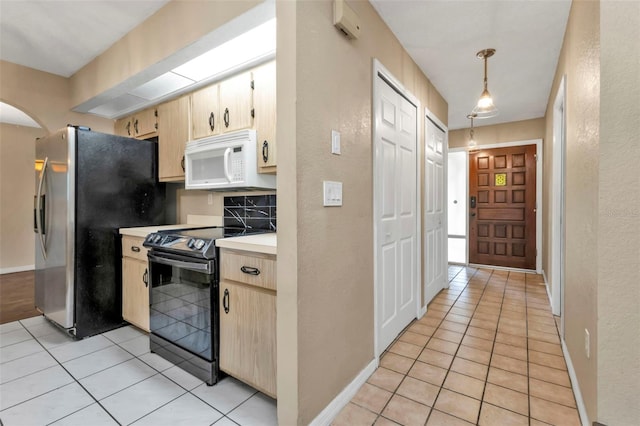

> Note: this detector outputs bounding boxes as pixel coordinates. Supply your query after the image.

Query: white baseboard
[418,305,427,318]
[0,265,35,275]
[542,270,553,307]
[309,358,378,426]
[561,339,590,426]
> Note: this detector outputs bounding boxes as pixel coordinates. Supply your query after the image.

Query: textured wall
[597,1,640,424]
[0,124,46,271]
[544,0,600,421]
[276,0,447,423]
[448,118,545,149]
[0,61,113,134]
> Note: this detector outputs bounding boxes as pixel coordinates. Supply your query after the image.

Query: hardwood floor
[0,271,40,324]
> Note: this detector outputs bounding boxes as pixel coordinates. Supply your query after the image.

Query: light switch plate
[323,181,343,206]
[331,130,341,155]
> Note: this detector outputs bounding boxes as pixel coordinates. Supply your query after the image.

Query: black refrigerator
[34,126,166,338]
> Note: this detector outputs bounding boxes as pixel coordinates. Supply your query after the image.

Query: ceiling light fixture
[472,48,498,119]
[467,113,477,148]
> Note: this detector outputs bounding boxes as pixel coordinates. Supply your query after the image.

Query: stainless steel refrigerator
[34,126,166,338]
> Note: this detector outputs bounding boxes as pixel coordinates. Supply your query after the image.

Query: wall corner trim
[308,358,378,426]
[561,339,591,426]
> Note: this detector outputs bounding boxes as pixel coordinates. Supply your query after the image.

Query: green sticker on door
[495,173,507,186]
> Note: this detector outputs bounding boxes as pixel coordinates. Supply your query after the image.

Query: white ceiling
[0,0,170,77]
[371,0,572,129]
[0,0,571,130]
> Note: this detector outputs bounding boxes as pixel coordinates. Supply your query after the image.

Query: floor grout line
[350,266,580,426]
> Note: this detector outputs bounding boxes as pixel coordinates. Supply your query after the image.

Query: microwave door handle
[223,147,233,182]
[36,156,48,259]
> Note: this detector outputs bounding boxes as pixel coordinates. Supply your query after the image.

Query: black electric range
[142,226,267,385]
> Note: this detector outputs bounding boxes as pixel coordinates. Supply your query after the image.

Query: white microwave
[184,129,276,191]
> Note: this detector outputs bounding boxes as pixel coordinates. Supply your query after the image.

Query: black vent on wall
[224,195,276,231]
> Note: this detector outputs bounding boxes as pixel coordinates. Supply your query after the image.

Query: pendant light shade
[467,113,477,148]
[472,48,498,119]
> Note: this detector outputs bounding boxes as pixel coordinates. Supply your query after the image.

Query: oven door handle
[148,253,212,273]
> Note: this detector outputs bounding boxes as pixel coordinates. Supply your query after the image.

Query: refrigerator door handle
[36,156,49,259]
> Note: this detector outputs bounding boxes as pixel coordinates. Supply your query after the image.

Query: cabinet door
[122,257,150,332]
[252,61,277,173]
[115,116,133,137]
[133,107,158,138]
[220,281,276,397]
[191,84,220,139]
[219,71,253,133]
[158,95,190,181]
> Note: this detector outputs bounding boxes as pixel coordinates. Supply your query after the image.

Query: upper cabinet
[219,70,254,133]
[157,95,190,182]
[252,61,277,173]
[191,70,254,140]
[191,84,220,139]
[115,107,158,139]
[153,61,277,182]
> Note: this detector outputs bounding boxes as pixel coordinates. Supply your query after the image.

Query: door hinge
[534,154,538,161]
[251,80,255,90]
[251,108,255,118]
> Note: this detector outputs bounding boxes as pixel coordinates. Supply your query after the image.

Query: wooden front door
[469,145,536,269]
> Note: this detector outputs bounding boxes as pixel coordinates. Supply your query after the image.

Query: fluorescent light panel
[173,18,276,82]
[129,72,195,100]
[88,94,147,116]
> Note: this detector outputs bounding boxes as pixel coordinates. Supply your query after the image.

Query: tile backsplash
[224,195,276,231]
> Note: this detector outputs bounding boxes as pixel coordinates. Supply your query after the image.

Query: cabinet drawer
[122,236,148,261]
[221,250,276,290]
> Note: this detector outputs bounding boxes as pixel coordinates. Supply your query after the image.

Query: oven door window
[149,259,214,361]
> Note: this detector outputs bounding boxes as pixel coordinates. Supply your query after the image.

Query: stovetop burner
[143,226,269,259]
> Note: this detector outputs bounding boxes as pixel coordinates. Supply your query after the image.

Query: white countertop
[217,233,277,255]
[119,224,205,238]
[119,215,222,238]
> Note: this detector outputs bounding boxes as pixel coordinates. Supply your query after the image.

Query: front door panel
[469,145,536,269]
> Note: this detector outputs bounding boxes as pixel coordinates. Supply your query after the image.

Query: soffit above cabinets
[0,0,275,121]
[76,9,276,119]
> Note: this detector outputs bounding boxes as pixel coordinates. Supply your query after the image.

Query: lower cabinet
[219,249,276,398]
[121,236,150,332]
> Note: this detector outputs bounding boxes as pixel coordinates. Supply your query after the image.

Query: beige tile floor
[333,266,582,426]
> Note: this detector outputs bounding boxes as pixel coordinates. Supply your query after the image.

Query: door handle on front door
[470,196,476,208]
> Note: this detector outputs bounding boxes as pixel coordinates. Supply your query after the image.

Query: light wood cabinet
[115,107,158,139]
[121,236,149,332]
[252,61,277,173]
[220,248,276,398]
[191,71,253,141]
[157,95,190,182]
[219,70,254,133]
[191,84,220,139]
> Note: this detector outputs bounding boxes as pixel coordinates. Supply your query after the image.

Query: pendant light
[472,48,498,118]
[467,113,477,148]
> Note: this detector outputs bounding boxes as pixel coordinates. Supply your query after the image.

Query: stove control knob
[153,234,162,244]
[187,238,195,248]
[194,239,205,250]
